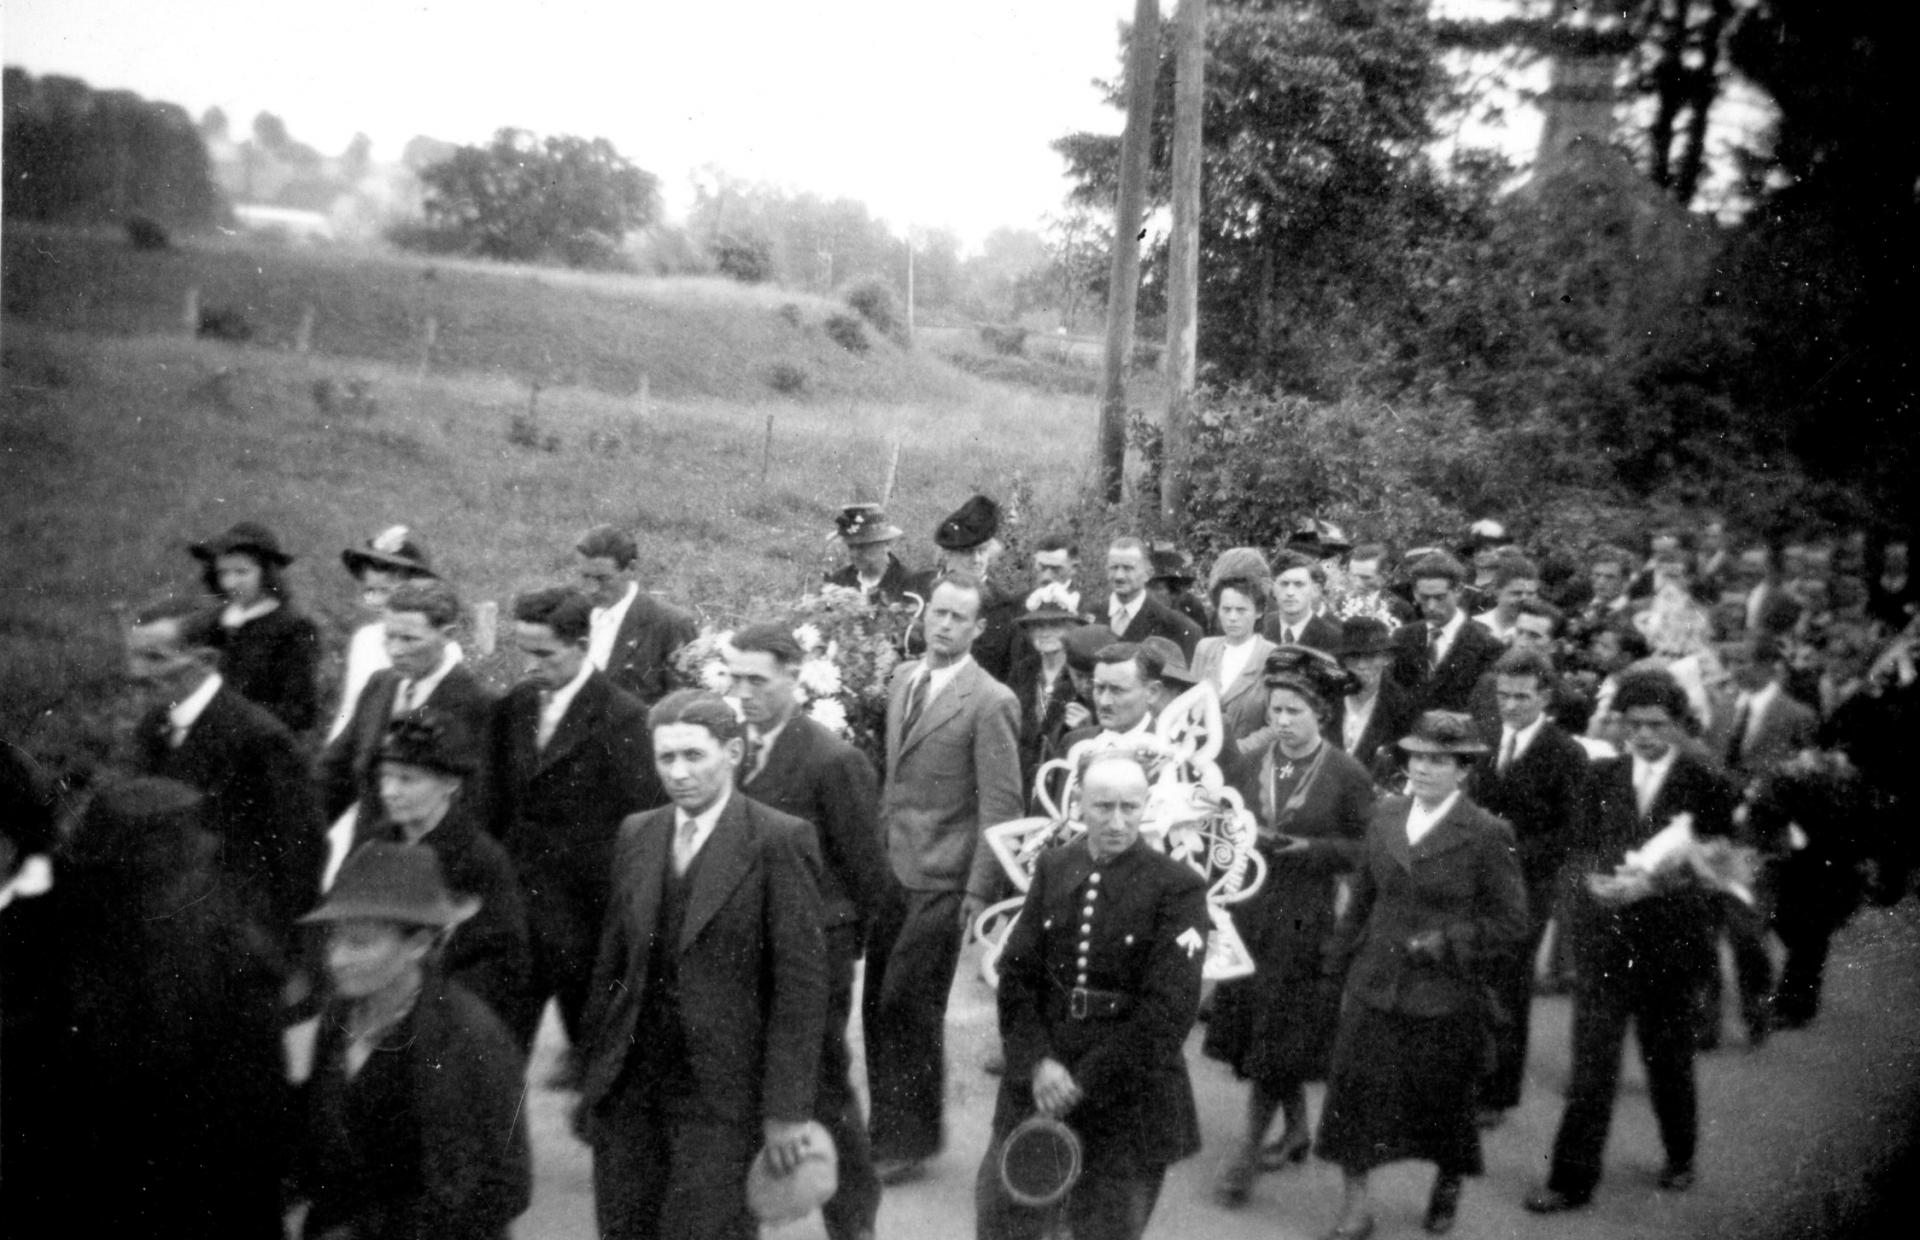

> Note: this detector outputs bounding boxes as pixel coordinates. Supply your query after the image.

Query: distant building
[232,203,335,243]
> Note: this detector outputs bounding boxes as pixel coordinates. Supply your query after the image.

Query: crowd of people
[1,496,1915,1240]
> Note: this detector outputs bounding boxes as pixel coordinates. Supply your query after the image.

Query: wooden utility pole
[1161,0,1207,528]
[1097,0,1163,504]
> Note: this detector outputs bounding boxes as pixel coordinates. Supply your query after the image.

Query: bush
[823,313,869,354]
[980,324,1028,356]
[841,278,904,343]
[125,216,170,250]
[713,234,775,283]
[766,362,809,394]
[197,307,253,342]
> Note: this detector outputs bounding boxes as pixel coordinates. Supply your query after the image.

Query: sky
[5,0,1155,247]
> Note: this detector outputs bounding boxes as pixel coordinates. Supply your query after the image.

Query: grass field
[0,227,1112,761]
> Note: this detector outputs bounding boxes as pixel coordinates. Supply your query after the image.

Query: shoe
[1424,1175,1461,1234]
[1257,1129,1312,1170]
[1212,1148,1257,1207]
[1657,1164,1696,1192]
[1317,1215,1375,1240]
[1523,1187,1590,1214]
[873,1157,925,1186]
[1474,1106,1507,1129]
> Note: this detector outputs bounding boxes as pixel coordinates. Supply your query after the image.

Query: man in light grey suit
[864,573,1023,1185]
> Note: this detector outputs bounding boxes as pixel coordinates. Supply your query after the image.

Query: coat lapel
[680,794,755,952]
[537,673,603,773]
[1219,637,1274,713]
[1411,799,1475,863]
[625,811,672,982]
[897,661,972,761]
[1380,800,1414,873]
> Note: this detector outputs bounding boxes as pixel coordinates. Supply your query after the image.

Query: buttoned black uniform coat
[991,838,1211,1174]
[135,682,324,949]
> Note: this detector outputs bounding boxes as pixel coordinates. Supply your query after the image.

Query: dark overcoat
[214,602,322,733]
[602,592,698,706]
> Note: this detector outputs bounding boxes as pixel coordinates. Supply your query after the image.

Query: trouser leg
[1636,980,1700,1174]
[1546,978,1630,1199]
[865,887,963,1163]
[820,925,880,1240]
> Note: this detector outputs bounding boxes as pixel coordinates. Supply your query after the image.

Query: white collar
[593,581,639,625]
[1109,591,1143,627]
[220,597,279,627]
[1632,745,1679,797]
[1407,791,1460,845]
[1098,712,1155,744]
[1740,681,1781,717]
[674,785,732,863]
[1503,712,1548,760]
[922,654,972,700]
[170,672,223,733]
[542,657,595,720]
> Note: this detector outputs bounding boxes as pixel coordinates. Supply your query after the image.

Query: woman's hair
[1209,574,1267,614]
[200,550,289,602]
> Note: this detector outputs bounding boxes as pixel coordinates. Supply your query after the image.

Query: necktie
[902,671,930,737]
[1497,729,1516,776]
[393,678,416,717]
[740,731,762,786]
[674,816,699,875]
[1634,762,1655,817]
[1428,625,1446,669]
[1727,696,1752,767]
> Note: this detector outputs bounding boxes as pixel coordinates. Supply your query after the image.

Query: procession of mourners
[2,499,1914,1240]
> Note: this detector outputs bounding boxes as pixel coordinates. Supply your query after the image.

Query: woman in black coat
[1207,648,1375,1206]
[293,843,532,1240]
[193,520,322,733]
[1313,712,1527,1240]
[1010,589,1092,801]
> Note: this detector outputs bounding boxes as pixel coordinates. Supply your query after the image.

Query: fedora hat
[379,711,477,779]
[999,1115,1083,1207]
[745,1121,838,1225]
[834,503,903,546]
[934,494,1001,551]
[341,524,436,579]
[301,842,472,927]
[1286,517,1352,558]
[1336,616,1395,659]
[1140,635,1197,688]
[190,521,293,566]
[1397,710,1490,756]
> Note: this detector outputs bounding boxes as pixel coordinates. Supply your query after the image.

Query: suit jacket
[992,839,1210,1171]
[602,592,697,707]
[1190,634,1278,748]
[1259,612,1343,653]
[488,671,660,900]
[1388,614,1506,715]
[1471,720,1590,895]
[825,555,931,610]
[317,663,496,825]
[743,714,891,937]
[580,793,827,1131]
[1328,795,1528,1019]
[1564,750,1736,987]
[135,681,323,947]
[1345,679,1416,774]
[880,658,1023,899]
[1111,595,1203,660]
[1711,687,1819,781]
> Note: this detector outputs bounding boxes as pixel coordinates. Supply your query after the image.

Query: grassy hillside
[0,230,1106,761]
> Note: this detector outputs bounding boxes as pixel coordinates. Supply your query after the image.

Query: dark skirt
[1314,1003,1486,1176]
[1202,860,1344,1086]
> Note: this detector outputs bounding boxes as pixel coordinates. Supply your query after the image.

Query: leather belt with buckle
[1066,987,1131,1020]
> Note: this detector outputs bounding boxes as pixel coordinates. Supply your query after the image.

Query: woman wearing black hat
[1312,712,1527,1239]
[292,843,531,1240]
[347,711,536,1049]
[1207,647,1376,1208]
[192,521,322,733]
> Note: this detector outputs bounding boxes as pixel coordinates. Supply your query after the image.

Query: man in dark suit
[1471,648,1590,1123]
[125,598,323,952]
[974,751,1211,1240]
[575,524,698,708]
[1259,551,1343,650]
[865,573,1024,1183]
[1103,538,1202,660]
[318,578,495,828]
[580,690,827,1240]
[727,623,891,1240]
[1389,552,1506,715]
[490,587,659,1062]
[1526,670,1738,1212]
[825,503,929,608]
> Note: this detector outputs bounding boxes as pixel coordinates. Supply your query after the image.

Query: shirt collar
[592,581,639,627]
[170,672,223,733]
[1407,790,1461,844]
[1109,591,1142,628]
[1505,711,1548,757]
[674,785,732,860]
[543,657,595,717]
[405,643,461,701]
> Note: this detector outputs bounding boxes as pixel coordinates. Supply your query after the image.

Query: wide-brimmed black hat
[379,712,476,778]
[999,1115,1082,1208]
[1148,545,1195,585]
[301,842,471,927]
[1264,643,1361,701]
[834,503,903,546]
[1286,517,1352,558]
[341,524,437,579]
[1398,710,1489,755]
[1337,616,1395,659]
[1141,635,1197,688]
[934,494,1001,551]
[190,521,293,566]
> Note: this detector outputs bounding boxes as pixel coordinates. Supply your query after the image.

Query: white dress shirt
[1214,639,1257,693]
[1428,608,1467,666]
[1497,713,1548,772]
[394,643,462,716]
[537,658,595,749]
[1631,747,1678,818]
[1343,691,1378,752]
[587,582,639,672]
[1407,791,1460,846]
[1108,592,1144,635]
[674,785,731,873]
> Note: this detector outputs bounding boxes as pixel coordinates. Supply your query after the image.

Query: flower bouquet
[1586,813,1760,907]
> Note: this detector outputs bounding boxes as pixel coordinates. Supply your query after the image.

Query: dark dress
[295,971,532,1239]
[216,602,323,733]
[1315,795,1526,1176]
[1205,740,1374,1085]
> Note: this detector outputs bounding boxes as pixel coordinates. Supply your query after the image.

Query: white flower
[796,657,843,698]
[792,623,824,654]
[1026,582,1082,615]
[699,660,732,693]
[807,697,850,735]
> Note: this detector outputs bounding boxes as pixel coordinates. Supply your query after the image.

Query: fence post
[294,305,316,354]
[183,286,200,335]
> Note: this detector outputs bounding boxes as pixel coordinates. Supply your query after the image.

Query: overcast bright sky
[6,0,1161,246]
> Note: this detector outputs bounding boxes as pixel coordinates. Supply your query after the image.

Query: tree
[415,128,659,268]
